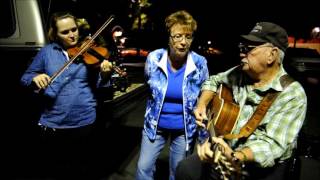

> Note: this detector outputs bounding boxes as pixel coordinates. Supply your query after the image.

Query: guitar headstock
[211,144,248,180]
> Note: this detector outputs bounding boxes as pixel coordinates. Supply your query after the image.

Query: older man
[176,22,307,180]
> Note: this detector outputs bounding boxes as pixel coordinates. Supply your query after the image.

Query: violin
[48,15,127,85]
[68,42,109,65]
[67,42,127,77]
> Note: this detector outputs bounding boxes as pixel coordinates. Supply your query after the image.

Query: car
[284,47,320,86]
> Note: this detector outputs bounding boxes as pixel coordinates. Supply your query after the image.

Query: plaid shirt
[201,65,307,167]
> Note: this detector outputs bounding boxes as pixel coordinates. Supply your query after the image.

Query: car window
[0,0,16,38]
[286,48,320,58]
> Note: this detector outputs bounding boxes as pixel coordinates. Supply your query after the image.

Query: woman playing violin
[20,11,112,178]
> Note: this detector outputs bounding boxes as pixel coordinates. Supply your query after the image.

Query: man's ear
[267,48,278,65]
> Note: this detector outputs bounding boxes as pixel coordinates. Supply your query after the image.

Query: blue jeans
[136,129,187,180]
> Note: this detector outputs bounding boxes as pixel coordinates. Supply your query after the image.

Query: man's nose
[240,53,246,58]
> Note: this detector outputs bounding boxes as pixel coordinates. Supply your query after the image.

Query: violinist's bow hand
[32,73,51,90]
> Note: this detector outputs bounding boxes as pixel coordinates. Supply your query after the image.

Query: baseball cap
[241,22,288,52]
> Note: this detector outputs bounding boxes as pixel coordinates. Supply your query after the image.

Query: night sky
[44,0,319,53]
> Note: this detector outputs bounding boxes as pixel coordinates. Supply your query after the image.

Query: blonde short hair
[165,10,197,34]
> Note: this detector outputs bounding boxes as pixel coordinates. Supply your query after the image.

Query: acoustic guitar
[202,84,244,180]
[206,84,240,138]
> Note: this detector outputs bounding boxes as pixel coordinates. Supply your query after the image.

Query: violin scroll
[113,65,127,77]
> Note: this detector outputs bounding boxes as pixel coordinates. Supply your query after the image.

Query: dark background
[2,0,319,179]
[40,0,319,73]
[43,0,319,47]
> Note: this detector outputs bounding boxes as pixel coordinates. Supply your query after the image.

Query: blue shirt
[158,62,186,129]
[20,43,109,129]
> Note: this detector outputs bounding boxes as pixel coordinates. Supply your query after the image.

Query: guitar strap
[223,75,295,140]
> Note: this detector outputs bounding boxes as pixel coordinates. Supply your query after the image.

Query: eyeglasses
[238,43,259,54]
[239,43,274,54]
[170,34,193,42]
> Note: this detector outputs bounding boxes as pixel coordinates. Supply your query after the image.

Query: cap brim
[241,34,267,44]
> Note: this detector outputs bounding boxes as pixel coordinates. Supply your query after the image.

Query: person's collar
[254,66,286,92]
[52,42,64,51]
[184,52,196,77]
